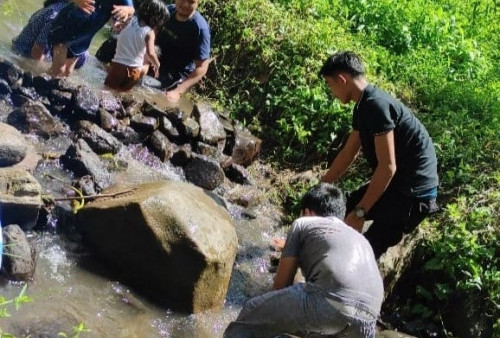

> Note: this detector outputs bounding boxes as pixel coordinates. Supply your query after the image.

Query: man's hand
[112,5,134,23]
[165,89,181,103]
[344,211,364,233]
[73,0,95,14]
[270,238,286,252]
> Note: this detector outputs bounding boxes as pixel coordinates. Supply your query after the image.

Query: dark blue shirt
[157,4,211,77]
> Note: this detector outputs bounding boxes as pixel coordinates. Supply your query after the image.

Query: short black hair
[300,183,346,218]
[137,0,170,30]
[319,51,365,78]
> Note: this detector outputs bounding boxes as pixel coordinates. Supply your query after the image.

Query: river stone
[0,122,28,167]
[73,86,99,122]
[224,163,252,185]
[230,130,262,167]
[183,153,225,190]
[0,59,23,86]
[60,138,111,190]
[32,73,55,96]
[99,108,119,131]
[7,99,64,139]
[170,144,192,167]
[2,224,36,281]
[111,124,145,145]
[146,130,174,162]
[0,79,11,95]
[130,114,158,133]
[182,117,200,139]
[0,168,42,230]
[48,89,72,107]
[11,86,39,107]
[77,180,238,313]
[73,120,122,155]
[192,103,226,145]
[100,90,121,112]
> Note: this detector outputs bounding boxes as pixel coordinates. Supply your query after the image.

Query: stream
[0,2,284,337]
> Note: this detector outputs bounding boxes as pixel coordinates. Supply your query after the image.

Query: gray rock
[32,73,55,96]
[11,86,39,107]
[0,168,43,230]
[182,117,200,139]
[99,108,119,131]
[142,101,166,118]
[73,86,99,122]
[192,103,226,145]
[0,79,11,95]
[130,114,158,133]
[183,153,225,190]
[60,139,111,190]
[100,90,121,112]
[224,163,252,185]
[73,120,122,155]
[77,180,238,313]
[170,144,192,167]
[0,122,28,167]
[230,130,262,167]
[147,130,174,162]
[0,59,23,86]
[7,99,64,139]
[111,124,145,145]
[48,89,72,107]
[2,224,36,281]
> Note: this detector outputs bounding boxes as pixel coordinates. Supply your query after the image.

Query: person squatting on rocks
[104,0,170,91]
[320,51,439,259]
[48,0,134,77]
[224,183,384,338]
[11,0,88,69]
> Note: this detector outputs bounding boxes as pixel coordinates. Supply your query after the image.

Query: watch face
[355,207,365,218]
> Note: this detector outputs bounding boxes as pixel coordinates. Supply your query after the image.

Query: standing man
[224,183,384,338]
[320,51,439,259]
[156,0,211,102]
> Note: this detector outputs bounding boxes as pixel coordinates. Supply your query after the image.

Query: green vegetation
[201,0,499,335]
[0,284,32,337]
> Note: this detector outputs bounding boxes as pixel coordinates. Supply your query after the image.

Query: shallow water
[0,2,283,337]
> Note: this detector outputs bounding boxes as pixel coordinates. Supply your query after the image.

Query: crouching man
[224,183,384,338]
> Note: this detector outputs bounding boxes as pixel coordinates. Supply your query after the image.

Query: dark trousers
[346,184,439,259]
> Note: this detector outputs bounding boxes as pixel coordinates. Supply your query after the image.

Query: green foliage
[0,284,32,336]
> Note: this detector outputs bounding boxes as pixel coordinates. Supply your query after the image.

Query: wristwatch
[354,206,367,218]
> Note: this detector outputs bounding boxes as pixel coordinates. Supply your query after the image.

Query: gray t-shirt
[282,216,384,315]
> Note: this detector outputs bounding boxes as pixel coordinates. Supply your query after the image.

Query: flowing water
[0,2,284,336]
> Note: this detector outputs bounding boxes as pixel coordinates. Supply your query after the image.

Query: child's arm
[112,5,135,23]
[145,30,160,78]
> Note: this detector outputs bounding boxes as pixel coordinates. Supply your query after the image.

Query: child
[104,0,169,91]
[48,0,134,77]
[11,0,88,69]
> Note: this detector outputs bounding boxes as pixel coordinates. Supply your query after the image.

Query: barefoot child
[12,0,88,69]
[48,0,134,77]
[104,0,169,91]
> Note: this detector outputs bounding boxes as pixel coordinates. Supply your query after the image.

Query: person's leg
[63,57,78,77]
[49,43,68,77]
[105,62,127,90]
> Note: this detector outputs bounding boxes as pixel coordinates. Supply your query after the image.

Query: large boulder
[7,99,64,138]
[192,103,226,146]
[0,168,43,230]
[0,122,28,167]
[76,180,238,313]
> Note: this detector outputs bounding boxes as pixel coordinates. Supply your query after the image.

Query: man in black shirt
[320,51,439,258]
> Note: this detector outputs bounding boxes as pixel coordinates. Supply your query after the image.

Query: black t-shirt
[156,5,211,78]
[352,84,438,196]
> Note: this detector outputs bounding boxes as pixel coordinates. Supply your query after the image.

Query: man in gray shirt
[224,183,384,338]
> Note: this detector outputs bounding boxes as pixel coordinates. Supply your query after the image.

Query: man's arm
[322,130,361,183]
[273,256,299,290]
[344,130,397,232]
[72,0,95,14]
[165,58,210,102]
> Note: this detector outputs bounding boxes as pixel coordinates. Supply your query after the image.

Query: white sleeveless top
[113,16,152,68]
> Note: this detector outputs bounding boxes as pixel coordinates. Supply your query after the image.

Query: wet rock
[0,122,28,167]
[183,153,225,190]
[218,113,235,134]
[48,89,73,107]
[192,103,226,146]
[182,117,200,139]
[196,142,220,159]
[77,180,238,313]
[100,90,121,112]
[124,99,143,117]
[224,163,252,185]
[142,101,166,118]
[0,59,23,86]
[112,124,145,145]
[2,224,36,281]
[146,130,174,162]
[7,99,64,139]
[130,114,158,133]
[230,130,262,167]
[32,73,55,96]
[60,139,111,190]
[167,106,190,122]
[159,116,181,142]
[226,185,262,207]
[75,175,97,197]
[73,86,99,122]
[54,78,80,93]
[73,120,122,155]
[99,108,119,131]
[170,144,192,166]
[0,79,11,95]
[11,86,39,106]
[0,168,43,230]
